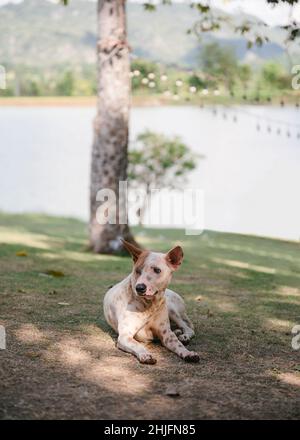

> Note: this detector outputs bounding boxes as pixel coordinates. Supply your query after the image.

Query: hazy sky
[0,0,299,26]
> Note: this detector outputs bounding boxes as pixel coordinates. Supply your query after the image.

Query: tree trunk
[89,0,137,253]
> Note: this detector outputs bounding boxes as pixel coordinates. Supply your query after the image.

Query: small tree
[128,131,201,225]
[238,64,252,92]
[261,62,291,90]
[56,70,74,96]
[201,42,239,92]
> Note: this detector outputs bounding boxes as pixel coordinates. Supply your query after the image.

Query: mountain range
[0,0,297,68]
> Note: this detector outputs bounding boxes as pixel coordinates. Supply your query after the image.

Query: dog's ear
[121,239,143,263]
[165,246,184,270]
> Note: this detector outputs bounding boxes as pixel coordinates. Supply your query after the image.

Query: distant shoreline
[0,96,98,107]
[0,96,171,107]
[0,94,299,107]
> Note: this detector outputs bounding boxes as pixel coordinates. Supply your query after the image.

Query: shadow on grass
[1,213,300,419]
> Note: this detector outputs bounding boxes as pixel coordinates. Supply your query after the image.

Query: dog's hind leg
[166,290,195,344]
[170,310,195,345]
[173,328,183,336]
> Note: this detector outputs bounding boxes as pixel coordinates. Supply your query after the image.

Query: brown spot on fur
[134,251,150,268]
[122,240,145,263]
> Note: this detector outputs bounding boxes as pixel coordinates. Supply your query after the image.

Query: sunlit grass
[0,212,300,419]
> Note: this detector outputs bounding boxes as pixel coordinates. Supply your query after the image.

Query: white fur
[103,248,199,364]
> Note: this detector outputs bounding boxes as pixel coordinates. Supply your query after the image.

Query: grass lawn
[0,212,300,419]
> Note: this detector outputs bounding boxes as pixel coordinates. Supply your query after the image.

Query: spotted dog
[103,240,199,364]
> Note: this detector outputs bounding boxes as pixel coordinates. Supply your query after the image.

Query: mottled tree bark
[90,0,137,253]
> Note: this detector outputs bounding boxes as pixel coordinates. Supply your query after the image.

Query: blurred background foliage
[0,0,298,103]
[0,51,294,103]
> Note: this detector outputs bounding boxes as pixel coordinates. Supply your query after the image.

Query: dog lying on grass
[103,239,200,364]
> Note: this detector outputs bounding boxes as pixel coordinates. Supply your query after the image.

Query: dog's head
[121,239,183,300]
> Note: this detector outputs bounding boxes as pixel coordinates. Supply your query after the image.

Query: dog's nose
[136,283,147,295]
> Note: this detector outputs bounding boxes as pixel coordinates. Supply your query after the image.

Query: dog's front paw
[183,351,200,363]
[139,353,157,365]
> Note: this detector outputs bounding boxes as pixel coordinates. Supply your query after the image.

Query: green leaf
[194,3,210,13]
[144,3,156,12]
[255,36,263,47]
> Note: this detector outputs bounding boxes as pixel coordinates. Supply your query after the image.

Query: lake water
[0,105,299,241]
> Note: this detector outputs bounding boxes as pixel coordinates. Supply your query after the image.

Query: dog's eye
[153,267,161,274]
[136,268,142,275]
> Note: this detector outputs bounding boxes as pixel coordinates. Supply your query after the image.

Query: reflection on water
[0,105,299,241]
